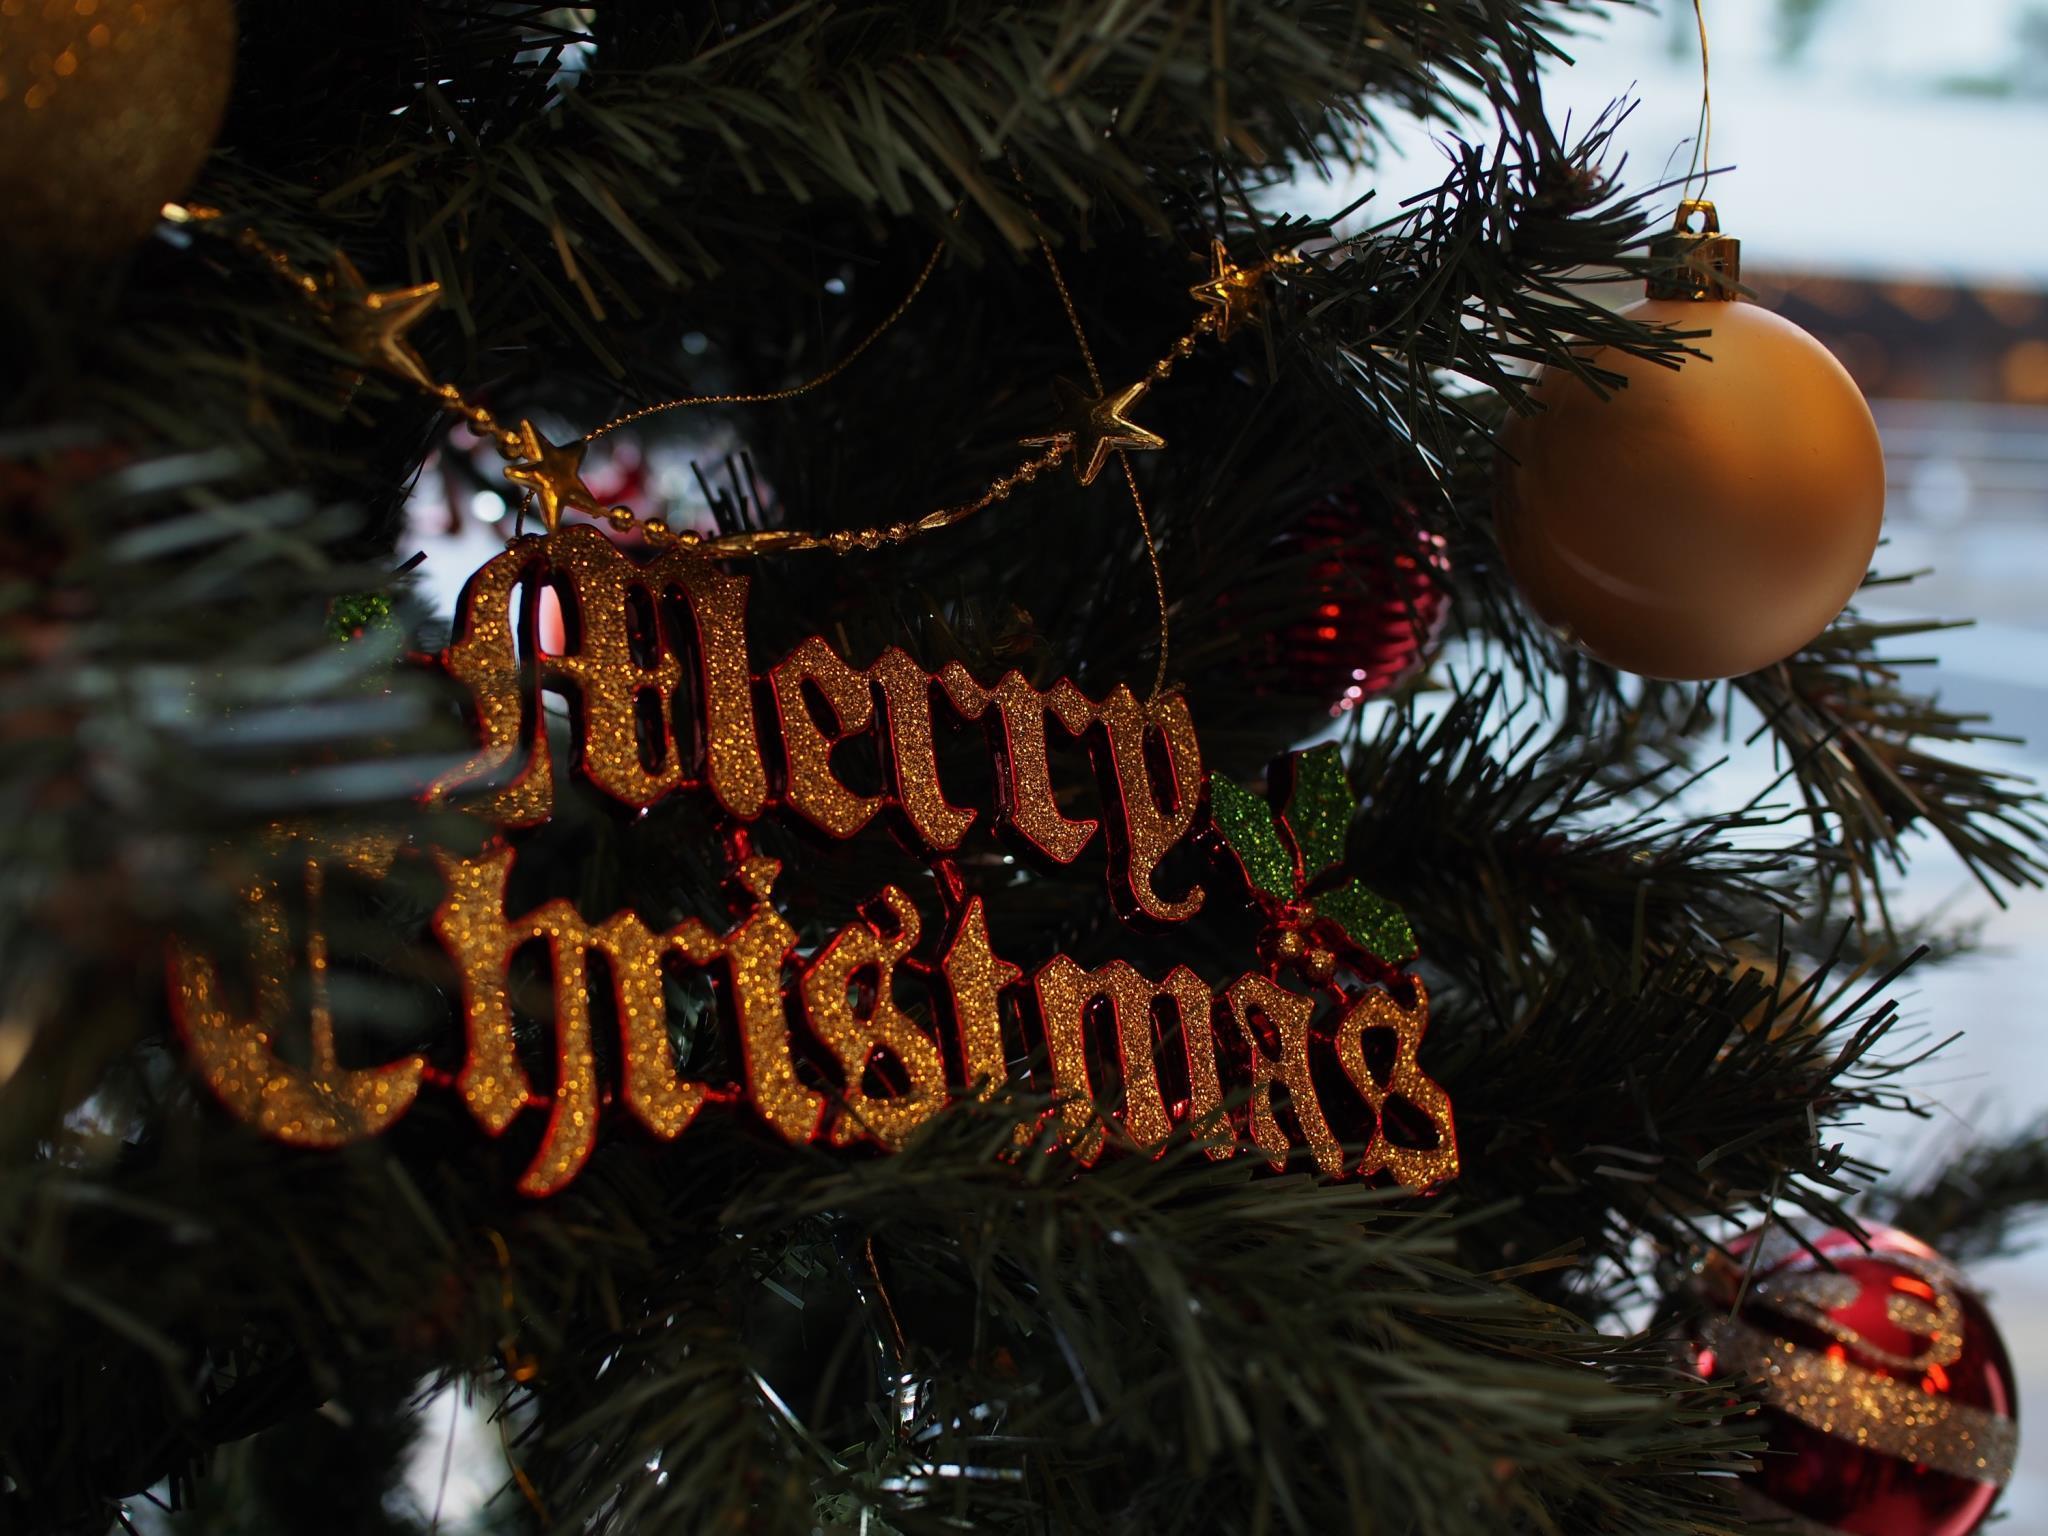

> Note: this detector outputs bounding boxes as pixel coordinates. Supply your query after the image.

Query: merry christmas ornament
[1495,202,1884,681]
[158,214,1456,1199]
[0,0,237,261]
[172,523,1461,1196]
[1687,1223,2016,1536]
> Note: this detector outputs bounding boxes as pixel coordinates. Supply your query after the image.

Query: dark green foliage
[1875,1118,2048,1265]
[2,3,2041,1534]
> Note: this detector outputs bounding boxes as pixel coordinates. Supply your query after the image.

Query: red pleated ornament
[1691,1224,2017,1536]
[1251,490,1451,716]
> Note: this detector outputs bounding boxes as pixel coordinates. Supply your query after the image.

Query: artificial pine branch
[1874,1119,2048,1265]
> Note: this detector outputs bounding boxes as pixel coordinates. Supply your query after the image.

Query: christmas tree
[3,3,2042,1534]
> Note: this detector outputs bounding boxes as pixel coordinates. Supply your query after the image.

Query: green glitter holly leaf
[1311,878,1417,966]
[1208,743,1417,967]
[327,591,398,644]
[1282,742,1353,884]
[1208,773,1295,902]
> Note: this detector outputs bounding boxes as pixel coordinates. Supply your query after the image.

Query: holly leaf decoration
[326,591,398,644]
[1281,742,1354,882]
[1311,879,1416,967]
[1208,743,1418,967]
[1208,773,1295,902]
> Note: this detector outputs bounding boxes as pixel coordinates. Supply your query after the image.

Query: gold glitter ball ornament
[0,0,236,260]
[1495,204,1884,682]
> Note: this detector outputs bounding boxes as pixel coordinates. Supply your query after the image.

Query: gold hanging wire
[584,236,949,441]
[1008,155,1175,701]
[1682,0,1713,204]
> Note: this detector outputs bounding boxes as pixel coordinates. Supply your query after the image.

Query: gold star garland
[165,200,1297,652]
[1021,377,1164,488]
[501,420,602,533]
[321,252,444,392]
[1189,237,1271,342]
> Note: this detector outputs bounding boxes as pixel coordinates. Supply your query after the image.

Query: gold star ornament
[1022,376,1166,487]
[502,421,604,532]
[1188,239,1270,343]
[322,252,444,392]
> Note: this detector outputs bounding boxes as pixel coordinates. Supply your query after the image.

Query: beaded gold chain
[163,199,1294,695]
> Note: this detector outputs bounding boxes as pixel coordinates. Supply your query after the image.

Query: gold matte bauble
[0,0,237,260]
[1495,297,1885,681]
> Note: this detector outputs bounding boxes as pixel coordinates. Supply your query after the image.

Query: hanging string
[584,236,948,442]
[1681,0,1714,207]
[865,1235,910,1359]
[1009,159,1174,701]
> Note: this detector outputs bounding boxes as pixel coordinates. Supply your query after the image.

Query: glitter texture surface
[1178,970,1234,1159]
[433,844,726,1194]
[1706,1317,2016,1484]
[433,845,541,1138]
[173,834,423,1147]
[1032,958,1209,1159]
[722,856,827,1145]
[1282,742,1353,882]
[432,541,557,825]
[941,665,1099,865]
[434,527,773,824]
[514,903,605,1196]
[1226,974,1343,1175]
[1032,956,1114,1163]
[1696,1222,2018,1533]
[1332,979,1458,1187]
[1208,774,1293,902]
[801,886,946,1149]
[873,648,976,851]
[771,636,884,839]
[1090,686,1206,924]
[1313,879,1418,966]
[177,522,1462,1194]
[541,525,689,809]
[660,540,771,819]
[936,894,1019,1102]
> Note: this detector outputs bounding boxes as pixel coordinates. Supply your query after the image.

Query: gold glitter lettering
[770,635,882,840]
[871,647,975,850]
[800,886,947,1148]
[541,524,689,810]
[1089,685,1205,925]
[434,528,773,828]
[1180,969,1234,1158]
[654,541,769,820]
[721,855,826,1144]
[431,540,556,825]
[936,892,1018,1101]
[434,845,539,1136]
[940,665,1098,865]
[1032,957,1211,1161]
[1332,978,1459,1187]
[1226,973,1343,1175]
[172,832,424,1146]
[432,844,725,1194]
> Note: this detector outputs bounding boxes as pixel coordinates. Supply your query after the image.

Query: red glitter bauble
[1264,489,1451,716]
[1690,1224,2017,1536]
